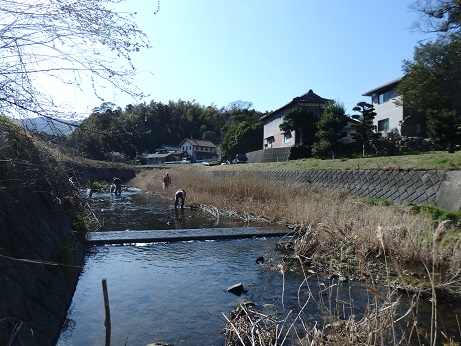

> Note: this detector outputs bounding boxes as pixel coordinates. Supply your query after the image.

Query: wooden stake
[102,278,111,346]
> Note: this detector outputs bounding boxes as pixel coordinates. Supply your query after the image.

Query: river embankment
[0,115,141,345]
[0,118,87,345]
[131,167,461,302]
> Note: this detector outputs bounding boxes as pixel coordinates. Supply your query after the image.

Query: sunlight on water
[58,239,301,345]
[59,189,461,345]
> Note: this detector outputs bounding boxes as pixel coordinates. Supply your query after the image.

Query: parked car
[181,158,191,164]
[232,154,248,164]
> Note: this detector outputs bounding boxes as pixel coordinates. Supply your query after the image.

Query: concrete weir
[86,227,292,245]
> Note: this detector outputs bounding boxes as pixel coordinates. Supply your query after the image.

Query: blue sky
[59,0,432,117]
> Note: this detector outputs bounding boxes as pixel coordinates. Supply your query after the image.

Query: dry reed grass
[133,168,461,296]
[222,277,409,345]
[131,168,459,279]
[131,167,461,345]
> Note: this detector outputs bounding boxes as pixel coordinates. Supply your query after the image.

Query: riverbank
[126,166,461,344]
[214,150,461,171]
[0,117,86,345]
[131,168,461,296]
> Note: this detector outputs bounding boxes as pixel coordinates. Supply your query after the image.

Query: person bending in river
[174,189,186,209]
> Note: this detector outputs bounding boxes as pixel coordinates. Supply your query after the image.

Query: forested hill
[67,100,266,161]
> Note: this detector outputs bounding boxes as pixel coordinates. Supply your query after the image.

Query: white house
[179,138,219,163]
[362,77,426,137]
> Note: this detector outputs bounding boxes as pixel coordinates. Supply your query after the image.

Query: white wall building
[363,77,426,137]
[179,138,219,162]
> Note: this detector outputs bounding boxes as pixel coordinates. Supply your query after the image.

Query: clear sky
[56,0,432,117]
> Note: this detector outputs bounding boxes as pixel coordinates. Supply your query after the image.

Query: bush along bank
[0,116,86,346]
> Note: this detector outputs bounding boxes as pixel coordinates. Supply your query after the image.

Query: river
[57,188,461,345]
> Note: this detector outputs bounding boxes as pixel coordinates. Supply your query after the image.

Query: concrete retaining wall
[246,148,291,163]
[0,161,135,345]
[212,169,461,210]
[0,180,85,346]
[66,162,137,186]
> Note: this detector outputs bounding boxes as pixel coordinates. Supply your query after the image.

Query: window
[378,91,390,104]
[283,132,292,143]
[378,118,389,131]
[265,136,275,148]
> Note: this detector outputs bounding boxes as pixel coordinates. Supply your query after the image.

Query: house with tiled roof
[179,138,219,163]
[260,89,333,149]
[144,144,183,164]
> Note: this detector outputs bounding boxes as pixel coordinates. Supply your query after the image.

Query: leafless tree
[410,0,461,35]
[0,0,159,132]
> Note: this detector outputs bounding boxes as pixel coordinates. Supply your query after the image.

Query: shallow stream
[57,188,461,345]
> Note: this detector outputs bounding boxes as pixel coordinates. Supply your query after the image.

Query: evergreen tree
[411,0,461,35]
[312,101,348,159]
[398,32,461,152]
[351,102,377,156]
[279,107,317,145]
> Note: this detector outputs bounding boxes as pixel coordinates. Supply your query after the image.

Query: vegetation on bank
[162,150,461,171]
[0,116,87,345]
[131,166,461,345]
[132,167,461,291]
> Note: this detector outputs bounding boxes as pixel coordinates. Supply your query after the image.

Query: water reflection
[89,188,263,231]
[58,239,289,345]
[59,189,461,345]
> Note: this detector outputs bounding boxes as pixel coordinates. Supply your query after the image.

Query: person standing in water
[112,177,122,195]
[163,172,171,189]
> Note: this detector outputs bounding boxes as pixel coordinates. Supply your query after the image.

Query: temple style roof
[261,89,333,121]
[293,89,333,104]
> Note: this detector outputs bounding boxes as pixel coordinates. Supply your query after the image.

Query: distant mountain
[14,117,82,135]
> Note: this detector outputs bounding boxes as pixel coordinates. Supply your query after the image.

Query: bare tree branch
[0,0,157,132]
[410,0,461,36]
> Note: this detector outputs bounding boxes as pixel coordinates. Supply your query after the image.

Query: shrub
[72,214,89,234]
[289,144,311,160]
[91,181,109,191]
[420,205,461,226]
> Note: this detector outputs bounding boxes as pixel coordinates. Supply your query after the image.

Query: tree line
[64,100,265,161]
[54,97,376,162]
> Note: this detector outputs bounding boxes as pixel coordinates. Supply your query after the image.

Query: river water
[57,188,461,346]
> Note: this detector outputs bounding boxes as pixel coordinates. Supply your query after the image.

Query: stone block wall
[246,147,291,163]
[212,169,461,210]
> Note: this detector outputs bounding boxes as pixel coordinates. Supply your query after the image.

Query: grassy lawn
[203,151,461,171]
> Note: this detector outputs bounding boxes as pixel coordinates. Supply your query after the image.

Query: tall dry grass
[131,168,461,345]
[131,168,461,290]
